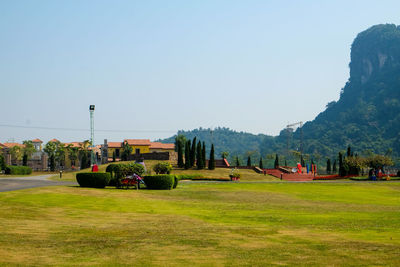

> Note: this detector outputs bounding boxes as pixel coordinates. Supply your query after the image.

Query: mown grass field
[0,180,399,266]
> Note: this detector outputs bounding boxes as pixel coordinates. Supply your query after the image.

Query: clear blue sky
[1,0,400,144]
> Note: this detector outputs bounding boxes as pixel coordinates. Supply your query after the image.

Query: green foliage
[190,137,196,167]
[0,154,6,170]
[22,140,36,160]
[229,169,241,179]
[184,141,190,169]
[247,156,251,167]
[49,154,56,172]
[196,140,202,169]
[259,157,263,169]
[153,162,172,174]
[22,154,28,166]
[202,141,206,168]
[173,175,179,189]
[274,154,279,169]
[112,151,116,162]
[365,154,394,169]
[80,150,89,170]
[174,134,187,152]
[235,156,240,167]
[121,141,132,161]
[208,144,215,170]
[332,159,337,173]
[5,165,32,175]
[143,175,175,190]
[326,159,331,174]
[177,141,184,168]
[76,172,111,188]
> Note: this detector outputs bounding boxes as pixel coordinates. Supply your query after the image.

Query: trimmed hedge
[153,162,172,174]
[5,166,32,175]
[76,172,111,188]
[143,175,175,190]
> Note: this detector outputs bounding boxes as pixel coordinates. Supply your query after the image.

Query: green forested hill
[160,24,400,165]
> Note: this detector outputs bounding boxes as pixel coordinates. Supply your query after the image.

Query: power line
[0,124,176,133]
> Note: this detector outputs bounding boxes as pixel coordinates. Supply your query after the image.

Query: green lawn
[0,181,399,266]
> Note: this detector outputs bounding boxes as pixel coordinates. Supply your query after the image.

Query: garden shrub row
[143,175,177,190]
[5,165,32,175]
[76,172,111,188]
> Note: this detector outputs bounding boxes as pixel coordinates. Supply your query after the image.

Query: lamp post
[89,105,95,166]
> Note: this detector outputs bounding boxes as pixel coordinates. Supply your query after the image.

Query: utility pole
[89,105,95,166]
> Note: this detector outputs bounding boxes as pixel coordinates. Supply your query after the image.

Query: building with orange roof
[149,142,175,153]
[101,139,175,163]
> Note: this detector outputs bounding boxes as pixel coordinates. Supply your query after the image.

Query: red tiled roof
[124,139,151,146]
[150,142,175,150]
[64,142,83,148]
[3,143,24,148]
[0,143,6,148]
[32,138,43,143]
[108,142,122,148]
[49,139,60,143]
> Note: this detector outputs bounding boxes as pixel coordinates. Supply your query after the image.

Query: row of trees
[43,140,91,171]
[175,136,216,170]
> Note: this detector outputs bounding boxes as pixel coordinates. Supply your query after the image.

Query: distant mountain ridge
[160,24,400,164]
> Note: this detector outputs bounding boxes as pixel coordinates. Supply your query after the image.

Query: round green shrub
[4,166,32,175]
[143,175,174,190]
[76,172,111,188]
[153,162,172,174]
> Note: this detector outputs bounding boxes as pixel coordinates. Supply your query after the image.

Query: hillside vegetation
[160,24,400,165]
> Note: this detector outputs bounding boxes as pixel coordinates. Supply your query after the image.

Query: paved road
[0,175,76,192]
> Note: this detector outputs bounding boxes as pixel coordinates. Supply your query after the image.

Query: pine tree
[347,146,351,157]
[202,141,206,169]
[112,151,116,162]
[259,157,264,169]
[301,155,305,167]
[208,144,215,170]
[326,158,331,174]
[187,140,192,166]
[177,141,184,168]
[285,160,287,166]
[332,159,337,173]
[247,156,251,167]
[184,141,190,169]
[274,154,279,169]
[190,138,196,167]
[196,140,202,169]
[50,154,56,171]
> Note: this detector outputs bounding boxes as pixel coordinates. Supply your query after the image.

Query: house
[101,139,175,163]
[1,139,47,170]
[149,142,175,153]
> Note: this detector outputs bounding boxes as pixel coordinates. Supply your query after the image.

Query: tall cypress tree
[208,144,215,170]
[301,155,305,167]
[247,156,251,167]
[177,141,184,168]
[191,137,196,167]
[274,154,279,169]
[184,141,190,169]
[187,140,192,166]
[259,157,263,169]
[326,158,331,174]
[332,159,337,173]
[202,142,206,169]
[339,152,345,176]
[196,140,202,169]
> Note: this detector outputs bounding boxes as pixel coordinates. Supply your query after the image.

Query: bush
[4,166,32,175]
[143,175,175,190]
[173,175,179,189]
[153,162,172,174]
[106,163,145,187]
[76,172,111,188]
